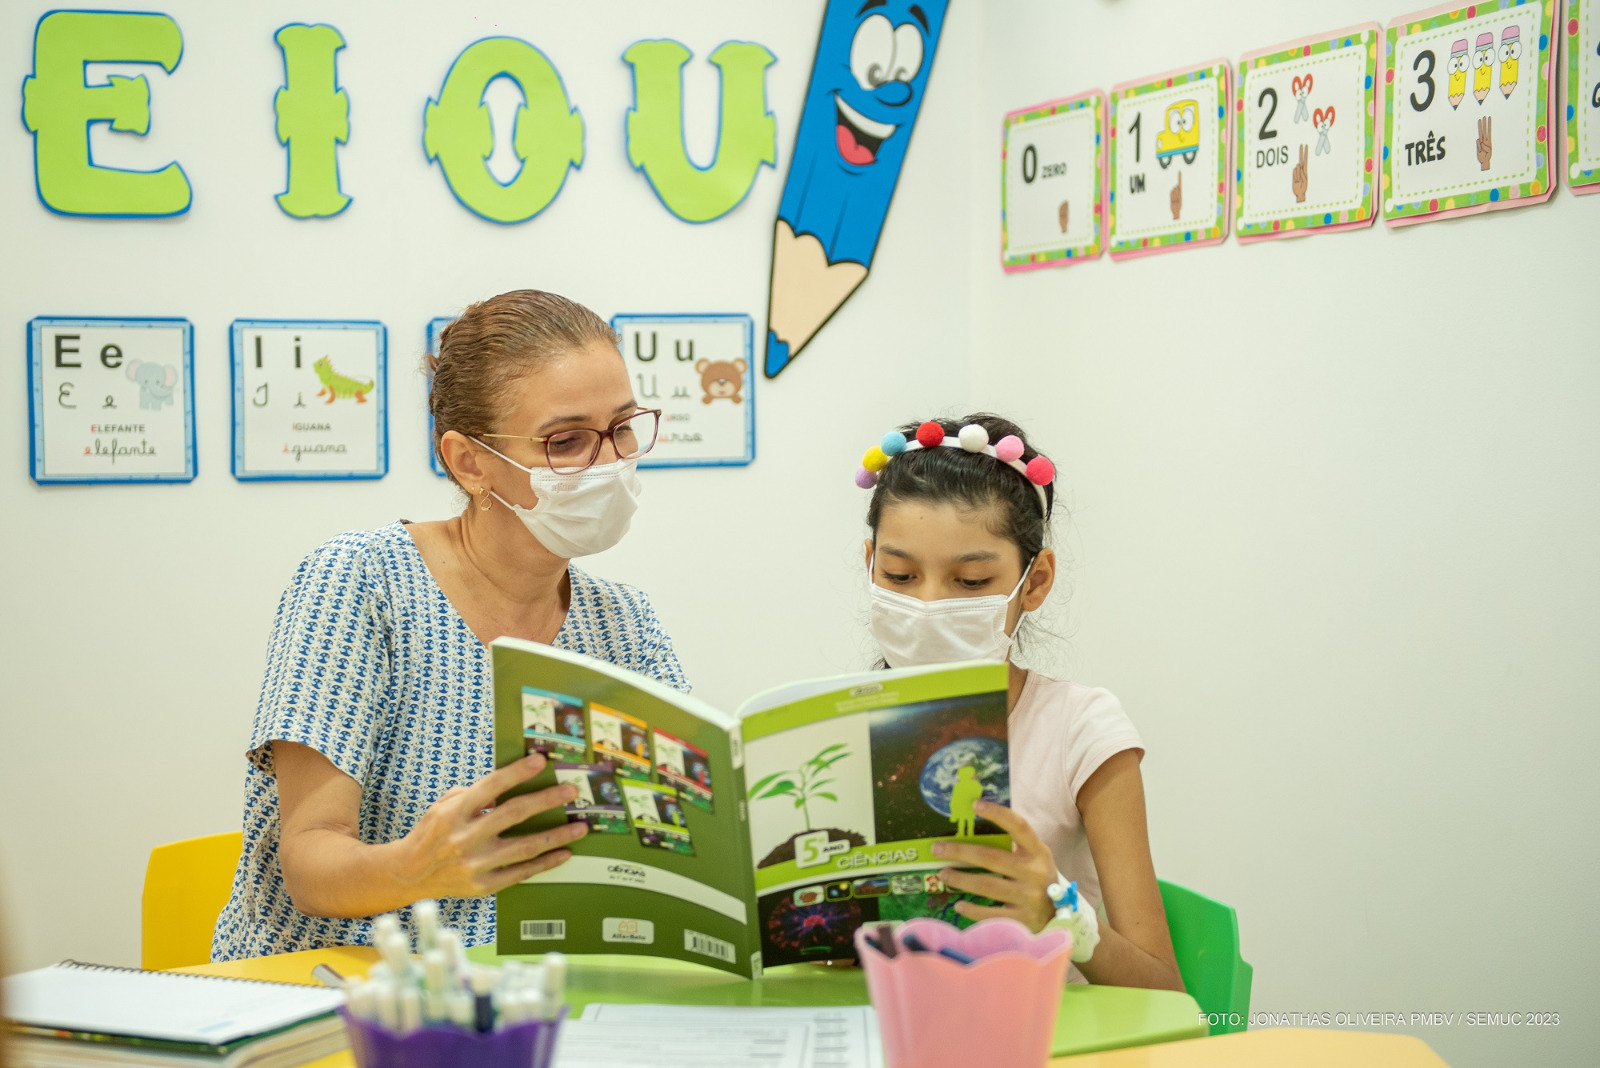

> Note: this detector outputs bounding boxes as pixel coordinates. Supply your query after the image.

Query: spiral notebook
[3,960,346,1066]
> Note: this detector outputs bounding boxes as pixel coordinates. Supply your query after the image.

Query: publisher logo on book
[603,917,655,944]
[607,862,647,885]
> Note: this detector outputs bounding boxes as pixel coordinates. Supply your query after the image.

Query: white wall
[0,0,976,970]
[972,3,1599,1067]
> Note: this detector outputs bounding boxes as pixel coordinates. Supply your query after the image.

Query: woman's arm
[275,742,588,918]
[1074,750,1184,991]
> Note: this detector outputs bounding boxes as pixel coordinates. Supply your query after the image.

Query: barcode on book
[683,929,736,963]
[520,919,567,941]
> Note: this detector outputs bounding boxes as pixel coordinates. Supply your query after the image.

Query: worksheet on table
[556,1004,882,1068]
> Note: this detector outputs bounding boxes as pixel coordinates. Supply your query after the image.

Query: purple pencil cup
[339,1006,568,1068]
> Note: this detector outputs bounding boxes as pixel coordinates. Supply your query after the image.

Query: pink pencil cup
[856,918,1070,1068]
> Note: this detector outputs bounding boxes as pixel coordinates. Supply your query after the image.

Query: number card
[28,317,195,484]
[1383,1,1558,225]
[1000,91,1106,270]
[1237,24,1383,241]
[1109,61,1233,259]
[231,319,388,480]
[1566,0,1600,192]
[426,316,453,477]
[612,314,754,468]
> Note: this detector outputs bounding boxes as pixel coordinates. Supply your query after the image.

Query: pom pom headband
[857,420,1055,517]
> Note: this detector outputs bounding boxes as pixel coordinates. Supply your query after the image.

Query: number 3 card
[1383,1,1558,225]
[1000,91,1106,270]
[1109,61,1233,259]
[1566,0,1600,192]
[1236,24,1382,241]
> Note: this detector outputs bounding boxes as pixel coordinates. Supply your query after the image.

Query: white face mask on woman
[474,440,642,558]
[868,558,1034,668]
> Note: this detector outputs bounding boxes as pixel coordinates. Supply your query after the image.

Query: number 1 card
[1000,90,1106,270]
[1236,24,1382,241]
[1383,0,1558,226]
[1566,0,1600,192]
[1109,61,1233,259]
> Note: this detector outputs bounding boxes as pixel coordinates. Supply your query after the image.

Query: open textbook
[491,639,1011,977]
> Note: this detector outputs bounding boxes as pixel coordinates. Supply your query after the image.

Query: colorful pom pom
[957,424,989,452]
[915,421,946,449]
[1025,456,1056,485]
[880,431,908,456]
[994,435,1025,463]
[862,446,889,473]
[855,468,878,489]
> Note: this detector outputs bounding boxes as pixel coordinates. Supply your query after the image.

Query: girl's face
[865,498,1055,635]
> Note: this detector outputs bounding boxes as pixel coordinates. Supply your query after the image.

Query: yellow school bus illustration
[1155,100,1200,168]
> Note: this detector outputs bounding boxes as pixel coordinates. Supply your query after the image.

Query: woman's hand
[397,753,589,899]
[932,800,1057,932]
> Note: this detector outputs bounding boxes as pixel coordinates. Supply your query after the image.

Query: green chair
[1158,879,1252,1035]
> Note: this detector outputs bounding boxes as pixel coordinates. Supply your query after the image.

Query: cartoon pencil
[763,0,949,379]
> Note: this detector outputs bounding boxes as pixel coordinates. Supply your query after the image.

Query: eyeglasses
[482,408,661,474]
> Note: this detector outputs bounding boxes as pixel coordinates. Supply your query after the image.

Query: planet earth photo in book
[919,736,1009,816]
[867,692,1009,843]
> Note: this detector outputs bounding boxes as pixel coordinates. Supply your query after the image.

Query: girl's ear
[862,537,875,575]
[1021,548,1056,611]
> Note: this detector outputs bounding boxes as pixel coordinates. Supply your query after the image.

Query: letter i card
[231,320,387,480]
[1108,61,1232,259]
[1566,0,1600,192]
[1383,0,1558,225]
[28,317,195,484]
[1236,24,1382,241]
[1000,90,1106,270]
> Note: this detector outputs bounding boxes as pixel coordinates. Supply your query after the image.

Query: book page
[739,662,1011,967]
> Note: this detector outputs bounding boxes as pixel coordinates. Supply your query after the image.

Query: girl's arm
[1074,750,1184,991]
[275,742,589,918]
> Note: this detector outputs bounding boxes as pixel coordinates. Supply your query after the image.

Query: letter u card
[1000,91,1106,270]
[1567,0,1600,192]
[231,320,387,480]
[1109,61,1233,259]
[1236,24,1383,241]
[1383,0,1559,225]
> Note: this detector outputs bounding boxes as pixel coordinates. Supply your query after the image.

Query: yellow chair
[140,831,243,970]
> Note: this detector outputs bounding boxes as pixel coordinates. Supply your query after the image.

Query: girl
[857,413,1183,990]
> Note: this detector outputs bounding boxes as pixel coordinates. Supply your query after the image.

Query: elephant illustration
[126,360,178,410]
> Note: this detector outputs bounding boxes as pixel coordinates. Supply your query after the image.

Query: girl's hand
[397,753,588,899]
[932,800,1057,932]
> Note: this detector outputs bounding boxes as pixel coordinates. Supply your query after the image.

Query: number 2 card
[1109,61,1233,259]
[1566,0,1600,192]
[1236,24,1382,241]
[1000,90,1106,270]
[1383,0,1558,225]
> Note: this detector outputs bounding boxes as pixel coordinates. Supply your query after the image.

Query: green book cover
[491,640,1010,978]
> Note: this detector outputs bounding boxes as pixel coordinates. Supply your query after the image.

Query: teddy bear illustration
[695,358,747,404]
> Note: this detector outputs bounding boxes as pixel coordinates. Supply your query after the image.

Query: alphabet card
[1109,61,1233,259]
[1237,24,1382,242]
[426,316,453,477]
[1000,90,1106,270]
[231,319,387,480]
[1383,1,1558,225]
[1566,0,1600,192]
[611,314,754,468]
[28,317,195,484]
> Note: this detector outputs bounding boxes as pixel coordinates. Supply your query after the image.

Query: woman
[212,290,686,960]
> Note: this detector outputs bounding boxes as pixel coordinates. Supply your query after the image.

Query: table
[180,944,1205,1064]
[1048,1027,1452,1065]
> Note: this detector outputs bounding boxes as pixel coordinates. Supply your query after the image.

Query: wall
[972,3,1598,1067]
[0,0,976,970]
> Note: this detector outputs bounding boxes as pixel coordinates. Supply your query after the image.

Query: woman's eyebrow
[536,401,638,433]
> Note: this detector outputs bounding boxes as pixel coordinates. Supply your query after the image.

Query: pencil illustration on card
[762,0,948,379]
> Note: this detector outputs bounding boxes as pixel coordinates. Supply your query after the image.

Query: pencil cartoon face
[1497,25,1520,99]
[1448,39,1469,108]
[764,0,949,377]
[1472,32,1494,103]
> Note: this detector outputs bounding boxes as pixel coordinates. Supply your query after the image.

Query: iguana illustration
[313,355,375,404]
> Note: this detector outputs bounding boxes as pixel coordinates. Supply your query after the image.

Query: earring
[477,488,492,512]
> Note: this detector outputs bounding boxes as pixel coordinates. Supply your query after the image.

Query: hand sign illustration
[1292,144,1308,203]
[1476,115,1492,171]
[1170,171,1182,220]
[1312,106,1335,156]
[1291,74,1313,122]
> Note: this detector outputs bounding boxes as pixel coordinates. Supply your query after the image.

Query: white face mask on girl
[474,440,642,559]
[868,558,1034,668]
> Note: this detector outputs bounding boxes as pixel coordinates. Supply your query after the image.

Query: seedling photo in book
[491,640,1011,977]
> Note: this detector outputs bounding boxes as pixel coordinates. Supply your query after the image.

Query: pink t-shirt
[1008,671,1144,981]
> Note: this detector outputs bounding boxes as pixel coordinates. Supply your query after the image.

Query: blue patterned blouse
[211,522,689,961]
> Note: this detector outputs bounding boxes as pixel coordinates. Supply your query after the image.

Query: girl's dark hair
[865,413,1054,565]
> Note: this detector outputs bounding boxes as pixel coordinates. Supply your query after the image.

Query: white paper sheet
[557,1004,882,1068]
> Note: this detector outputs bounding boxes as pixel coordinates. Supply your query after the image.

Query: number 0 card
[1236,24,1382,241]
[1001,91,1106,270]
[1383,0,1558,225]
